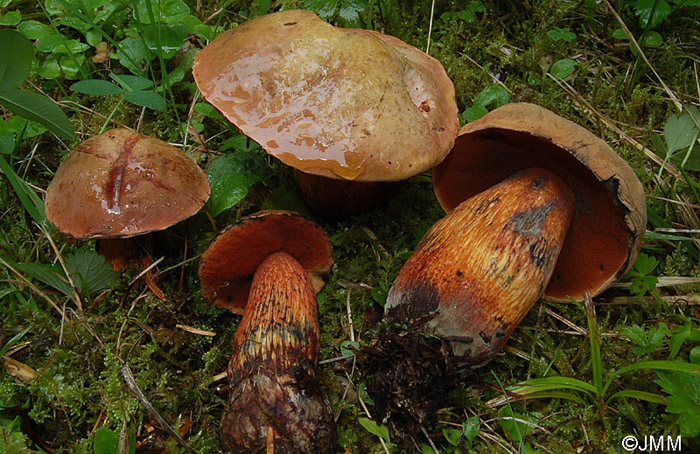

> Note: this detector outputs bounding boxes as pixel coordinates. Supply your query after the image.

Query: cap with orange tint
[192,9,458,183]
[198,210,333,314]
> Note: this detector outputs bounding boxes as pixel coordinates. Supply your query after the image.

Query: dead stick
[121,364,199,454]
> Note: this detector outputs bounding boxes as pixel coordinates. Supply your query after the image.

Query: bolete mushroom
[198,210,335,452]
[192,9,459,216]
[45,128,210,294]
[198,210,333,314]
[385,103,646,361]
[221,251,335,453]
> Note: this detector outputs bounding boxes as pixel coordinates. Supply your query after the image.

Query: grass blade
[606,389,668,405]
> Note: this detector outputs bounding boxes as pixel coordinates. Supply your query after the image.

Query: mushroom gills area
[222,251,334,454]
[386,168,574,360]
[433,129,631,300]
[198,211,333,313]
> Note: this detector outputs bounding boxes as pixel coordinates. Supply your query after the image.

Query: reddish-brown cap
[45,129,210,239]
[432,103,646,301]
[198,210,333,314]
[192,9,458,182]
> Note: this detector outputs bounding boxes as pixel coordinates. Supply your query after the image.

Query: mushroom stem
[296,171,397,218]
[221,251,335,454]
[384,168,574,361]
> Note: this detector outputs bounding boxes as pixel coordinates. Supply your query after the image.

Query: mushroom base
[361,326,474,449]
[296,171,397,218]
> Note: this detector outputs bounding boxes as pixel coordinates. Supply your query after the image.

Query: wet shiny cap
[198,210,334,314]
[192,9,459,182]
[45,129,211,239]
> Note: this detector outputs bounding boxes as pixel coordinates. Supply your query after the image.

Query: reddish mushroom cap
[192,9,458,182]
[45,129,210,239]
[432,103,646,301]
[198,210,333,314]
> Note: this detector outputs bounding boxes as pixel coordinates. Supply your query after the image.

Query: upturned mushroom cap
[198,210,333,314]
[386,168,574,360]
[45,129,210,239]
[221,251,335,453]
[192,9,458,182]
[432,103,646,301]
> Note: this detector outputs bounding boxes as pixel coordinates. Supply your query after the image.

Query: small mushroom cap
[45,129,210,239]
[198,210,333,314]
[432,103,646,301]
[192,9,458,182]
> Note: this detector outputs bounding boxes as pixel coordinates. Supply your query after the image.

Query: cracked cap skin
[45,128,210,239]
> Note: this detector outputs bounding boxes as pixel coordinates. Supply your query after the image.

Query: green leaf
[110,74,154,91]
[142,23,189,60]
[656,370,700,437]
[0,154,46,229]
[65,249,118,296]
[549,58,576,79]
[473,85,511,109]
[665,109,699,153]
[463,416,480,445]
[634,0,672,28]
[339,0,365,26]
[498,406,537,442]
[442,427,461,446]
[612,27,629,40]
[358,417,390,442]
[17,20,53,40]
[669,324,692,359]
[12,261,72,296]
[93,427,119,454]
[0,11,21,26]
[0,89,74,140]
[462,104,489,123]
[116,37,151,75]
[607,389,667,404]
[303,0,339,19]
[70,80,124,96]
[690,345,700,364]
[261,184,313,217]
[512,376,598,395]
[0,29,34,91]
[123,90,166,111]
[0,135,15,155]
[206,152,269,217]
[641,30,663,47]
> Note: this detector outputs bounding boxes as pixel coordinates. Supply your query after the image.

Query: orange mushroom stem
[221,251,335,453]
[385,168,574,361]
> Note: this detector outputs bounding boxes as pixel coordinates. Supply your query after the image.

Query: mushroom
[192,9,458,217]
[385,104,646,361]
[433,103,646,301]
[220,251,335,453]
[45,128,210,294]
[198,210,335,452]
[198,210,334,315]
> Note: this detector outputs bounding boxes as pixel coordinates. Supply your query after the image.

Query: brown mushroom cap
[198,210,333,313]
[432,103,646,301]
[45,129,210,239]
[192,9,458,182]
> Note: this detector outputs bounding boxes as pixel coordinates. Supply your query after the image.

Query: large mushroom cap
[192,9,458,182]
[432,103,646,301]
[45,129,210,239]
[198,210,333,313]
